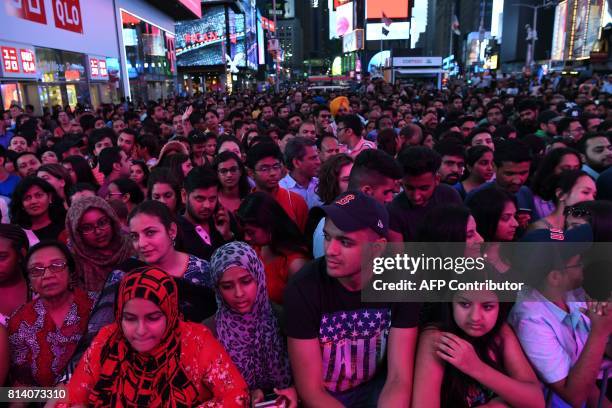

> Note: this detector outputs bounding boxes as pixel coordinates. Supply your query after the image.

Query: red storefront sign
[183,32,220,45]
[90,58,99,77]
[20,49,36,73]
[6,0,47,25]
[99,59,107,76]
[1,47,20,73]
[88,56,109,80]
[0,42,38,79]
[53,0,83,33]
[261,17,276,33]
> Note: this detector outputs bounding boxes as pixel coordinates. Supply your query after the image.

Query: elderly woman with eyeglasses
[65,196,134,292]
[7,241,96,387]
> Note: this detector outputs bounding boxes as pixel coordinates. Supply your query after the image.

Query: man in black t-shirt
[387,147,462,242]
[284,191,420,407]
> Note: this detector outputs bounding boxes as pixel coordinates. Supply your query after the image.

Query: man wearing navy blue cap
[508,224,612,408]
[284,191,420,407]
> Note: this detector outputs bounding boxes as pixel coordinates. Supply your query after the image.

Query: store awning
[394,68,445,74]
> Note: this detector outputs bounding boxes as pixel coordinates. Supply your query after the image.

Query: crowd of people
[0,70,611,407]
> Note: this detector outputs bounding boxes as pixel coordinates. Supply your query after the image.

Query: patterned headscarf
[89,267,201,407]
[66,196,134,291]
[210,242,292,390]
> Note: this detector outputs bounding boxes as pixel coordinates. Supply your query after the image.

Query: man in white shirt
[280,137,322,209]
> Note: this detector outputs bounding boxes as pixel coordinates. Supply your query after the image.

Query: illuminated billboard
[242,0,258,69]
[329,0,354,39]
[257,10,265,65]
[551,1,567,61]
[176,6,225,67]
[366,22,410,41]
[366,0,410,19]
[228,8,246,69]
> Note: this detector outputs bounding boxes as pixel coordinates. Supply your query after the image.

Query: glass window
[1,83,20,110]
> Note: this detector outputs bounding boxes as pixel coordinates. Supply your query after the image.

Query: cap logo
[336,194,355,206]
[550,228,564,241]
[377,220,384,229]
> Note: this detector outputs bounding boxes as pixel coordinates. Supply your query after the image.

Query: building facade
[0,0,198,113]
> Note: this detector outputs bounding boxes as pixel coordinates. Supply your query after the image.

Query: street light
[513,0,558,69]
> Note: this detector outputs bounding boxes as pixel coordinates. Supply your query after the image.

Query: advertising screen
[366,21,410,41]
[242,0,258,69]
[228,8,246,69]
[176,6,225,67]
[329,0,353,39]
[366,0,410,19]
[551,1,567,61]
[257,10,265,65]
[570,0,589,59]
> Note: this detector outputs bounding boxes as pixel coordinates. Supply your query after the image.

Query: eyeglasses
[218,166,240,176]
[78,217,111,235]
[28,261,67,278]
[255,163,282,173]
[336,127,346,133]
[564,206,591,218]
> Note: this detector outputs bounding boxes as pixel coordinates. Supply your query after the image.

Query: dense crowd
[0,70,611,407]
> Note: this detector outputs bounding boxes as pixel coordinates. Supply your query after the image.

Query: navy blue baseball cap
[514,224,593,282]
[321,191,389,238]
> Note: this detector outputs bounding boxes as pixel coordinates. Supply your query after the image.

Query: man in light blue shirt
[509,226,612,408]
[280,137,322,209]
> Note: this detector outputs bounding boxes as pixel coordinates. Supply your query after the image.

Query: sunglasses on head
[564,206,591,218]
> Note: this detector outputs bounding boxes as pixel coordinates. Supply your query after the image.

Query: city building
[0,0,199,112]
[176,1,260,93]
[277,19,304,75]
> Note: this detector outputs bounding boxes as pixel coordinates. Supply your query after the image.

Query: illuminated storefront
[120,10,177,102]
[0,0,199,110]
[550,0,609,70]
[175,1,258,94]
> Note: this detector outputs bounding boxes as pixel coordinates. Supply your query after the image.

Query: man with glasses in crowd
[246,142,308,231]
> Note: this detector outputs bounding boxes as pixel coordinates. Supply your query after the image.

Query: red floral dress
[7,288,96,386]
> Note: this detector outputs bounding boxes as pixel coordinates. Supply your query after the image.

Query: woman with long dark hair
[466,187,519,273]
[61,155,99,187]
[166,152,193,185]
[147,167,183,214]
[412,276,544,408]
[454,146,494,200]
[213,151,250,213]
[10,177,67,241]
[529,170,596,233]
[417,204,484,245]
[315,153,353,205]
[530,148,582,219]
[129,159,149,197]
[237,192,310,304]
[37,163,72,205]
